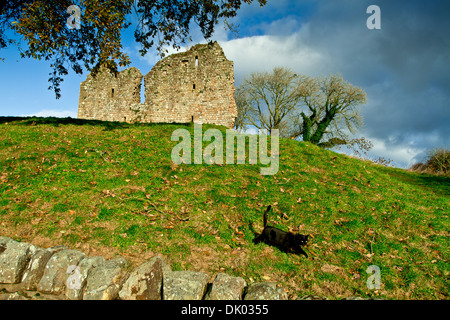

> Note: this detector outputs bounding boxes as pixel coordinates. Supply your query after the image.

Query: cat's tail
[263,205,271,228]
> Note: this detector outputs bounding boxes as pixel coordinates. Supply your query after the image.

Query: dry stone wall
[77,42,237,128]
[0,236,287,300]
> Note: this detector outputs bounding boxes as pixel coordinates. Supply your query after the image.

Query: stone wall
[78,67,144,123]
[0,236,287,300]
[77,42,237,128]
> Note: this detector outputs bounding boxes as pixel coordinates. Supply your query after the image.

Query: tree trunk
[301,112,312,142]
[310,109,336,145]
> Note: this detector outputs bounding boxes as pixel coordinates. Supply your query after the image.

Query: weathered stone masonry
[78,42,237,128]
[0,236,288,300]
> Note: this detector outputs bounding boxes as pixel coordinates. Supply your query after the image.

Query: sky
[0,0,449,169]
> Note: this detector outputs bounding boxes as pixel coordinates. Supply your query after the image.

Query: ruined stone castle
[77,42,237,128]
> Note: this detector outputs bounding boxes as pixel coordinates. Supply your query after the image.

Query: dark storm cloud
[377,1,450,87]
[300,0,450,165]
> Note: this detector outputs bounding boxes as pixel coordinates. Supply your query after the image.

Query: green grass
[0,116,449,299]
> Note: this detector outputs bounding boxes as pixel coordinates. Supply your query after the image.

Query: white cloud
[368,137,426,168]
[138,44,188,67]
[335,135,426,169]
[22,109,77,118]
[220,30,331,84]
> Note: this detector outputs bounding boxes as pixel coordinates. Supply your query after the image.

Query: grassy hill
[0,117,448,299]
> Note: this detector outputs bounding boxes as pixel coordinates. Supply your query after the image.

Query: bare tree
[235,67,302,135]
[291,74,368,147]
[235,68,368,148]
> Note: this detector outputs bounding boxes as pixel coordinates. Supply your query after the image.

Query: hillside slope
[0,117,448,299]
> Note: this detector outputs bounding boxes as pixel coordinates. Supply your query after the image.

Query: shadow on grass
[413,174,450,196]
[387,168,450,197]
[0,116,194,131]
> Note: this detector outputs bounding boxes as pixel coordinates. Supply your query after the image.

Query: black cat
[253,205,309,257]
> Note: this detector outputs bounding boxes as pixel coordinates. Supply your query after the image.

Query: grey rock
[163,271,209,300]
[37,249,86,294]
[0,237,15,246]
[21,245,67,290]
[158,255,172,276]
[205,273,247,300]
[0,237,39,284]
[244,282,288,300]
[83,257,128,300]
[344,296,379,300]
[298,295,329,300]
[119,256,169,300]
[65,255,106,300]
[0,292,30,300]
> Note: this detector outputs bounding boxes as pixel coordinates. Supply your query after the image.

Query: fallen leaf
[321,264,343,274]
[31,218,42,225]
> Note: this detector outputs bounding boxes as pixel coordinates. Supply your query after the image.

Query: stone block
[163,271,209,300]
[0,292,30,300]
[83,256,128,300]
[0,237,39,284]
[21,245,67,290]
[244,282,288,300]
[65,255,106,300]
[37,249,86,294]
[118,256,169,300]
[205,273,247,300]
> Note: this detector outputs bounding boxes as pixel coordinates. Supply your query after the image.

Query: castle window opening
[111,88,115,98]
[140,77,145,104]
[195,56,198,67]
[193,84,196,90]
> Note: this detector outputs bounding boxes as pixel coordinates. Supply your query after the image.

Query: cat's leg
[253,234,263,244]
[294,247,308,257]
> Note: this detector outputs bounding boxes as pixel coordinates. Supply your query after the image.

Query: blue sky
[0,0,449,169]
